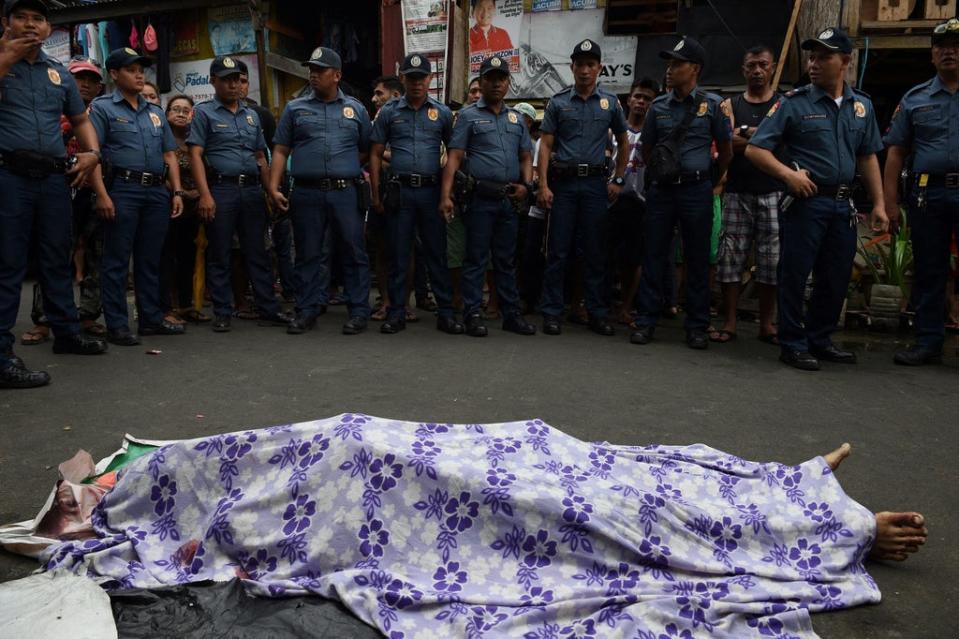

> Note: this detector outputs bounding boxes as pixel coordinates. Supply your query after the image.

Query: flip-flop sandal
[181,309,211,323]
[708,329,737,343]
[81,321,107,336]
[20,326,50,345]
[371,306,388,321]
[757,333,780,345]
[405,309,420,323]
[164,314,186,326]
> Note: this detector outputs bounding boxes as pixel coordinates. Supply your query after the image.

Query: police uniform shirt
[187,97,266,176]
[884,75,959,173]
[274,89,371,179]
[370,95,452,176]
[641,90,731,173]
[0,51,85,157]
[448,98,532,183]
[750,83,883,185]
[540,85,628,166]
[89,92,176,174]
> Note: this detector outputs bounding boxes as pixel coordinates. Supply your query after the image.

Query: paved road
[1,296,956,638]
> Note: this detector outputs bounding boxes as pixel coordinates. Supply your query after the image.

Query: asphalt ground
[1,290,956,638]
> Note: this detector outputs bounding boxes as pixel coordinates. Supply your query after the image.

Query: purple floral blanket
[42,414,880,638]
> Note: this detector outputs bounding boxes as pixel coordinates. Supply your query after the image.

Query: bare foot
[869,512,927,561]
[824,442,852,471]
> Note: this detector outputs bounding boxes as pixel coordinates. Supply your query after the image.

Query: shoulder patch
[766,99,783,117]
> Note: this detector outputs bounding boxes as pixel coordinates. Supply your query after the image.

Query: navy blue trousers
[908,184,959,351]
[206,183,280,318]
[0,168,79,362]
[290,185,370,319]
[462,195,521,318]
[540,177,609,319]
[385,184,454,318]
[777,196,856,353]
[636,180,713,332]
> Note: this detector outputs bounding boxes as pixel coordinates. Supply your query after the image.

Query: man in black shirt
[714,45,784,344]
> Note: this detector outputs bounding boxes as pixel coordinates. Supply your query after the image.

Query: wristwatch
[738,124,750,137]
[611,175,625,186]
[525,181,536,194]
[173,190,187,197]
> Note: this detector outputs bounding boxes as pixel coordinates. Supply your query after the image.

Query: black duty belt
[915,173,959,188]
[549,163,606,178]
[209,172,260,186]
[814,183,853,200]
[392,173,438,187]
[0,150,69,178]
[294,177,356,191]
[655,171,708,186]
[472,178,512,199]
[114,168,165,186]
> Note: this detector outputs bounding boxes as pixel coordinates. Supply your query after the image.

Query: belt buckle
[835,185,851,200]
[237,174,248,187]
[409,173,422,188]
[945,173,959,188]
[576,163,589,178]
[140,172,153,187]
[320,178,332,190]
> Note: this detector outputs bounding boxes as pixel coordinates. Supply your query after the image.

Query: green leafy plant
[856,207,913,297]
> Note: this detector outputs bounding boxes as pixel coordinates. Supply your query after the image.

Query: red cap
[68,59,103,79]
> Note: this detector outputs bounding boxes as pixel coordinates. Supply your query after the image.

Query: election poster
[469,0,523,74]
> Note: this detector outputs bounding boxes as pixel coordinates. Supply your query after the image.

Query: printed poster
[469,0,522,74]
[208,5,256,56]
[42,29,71,64]
[402,0,451,102]
[165,54,260,105]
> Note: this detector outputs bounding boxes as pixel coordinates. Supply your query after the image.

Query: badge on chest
[343,106,355,120]
[428,107,439,121]
[47,68,61,86]
[149,112,162,128]
[696,101,708,117]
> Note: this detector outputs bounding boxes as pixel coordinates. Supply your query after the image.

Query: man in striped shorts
[713,45,783,344]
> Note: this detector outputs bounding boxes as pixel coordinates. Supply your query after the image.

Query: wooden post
[773,0,804,91]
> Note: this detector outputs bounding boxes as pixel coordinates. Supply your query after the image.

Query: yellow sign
[149,112,162,128]
[600,98,609,110]
[507,111,518,123]
[47,68,61,86]
[696,101,708,117]
[343,106,355,119]
[854,101,866,118]
[428,108,438,121]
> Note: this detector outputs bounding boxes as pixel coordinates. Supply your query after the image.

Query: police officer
[369,53,463,335]
[268,47,373,335]
[0,0,106,389]
[188,55,290,333]
[885,18,959,366]
[440,55,536,337]
[90,48,185,346]
[630,36,733,350]
[537,39,629,337]
[747,27,888,371]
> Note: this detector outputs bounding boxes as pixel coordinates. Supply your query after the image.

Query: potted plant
[856,208,913,330]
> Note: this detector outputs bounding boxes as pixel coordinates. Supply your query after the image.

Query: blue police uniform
[274,89,372,320]
[371,95,455,321]
[90,92,176,332]
[751,83,884,354]
[0,51,86,362]
[635,89,731,333]
[188,97,281,319]
[885,75,959,354]
[448,97,532,320]
[539,84,628,323]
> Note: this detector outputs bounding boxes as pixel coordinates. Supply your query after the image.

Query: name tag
[215,123,229,128]
[115,117,131,123]
[801,113,827,120]
[914,104,938,113]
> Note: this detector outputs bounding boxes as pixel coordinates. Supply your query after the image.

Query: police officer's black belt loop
[916,172,959,188]
[0,150,68,177]
[210,172,261,186]
[392,173,438,187]
[472,178,511,199]
[114,168,166,187]
[814,184,852,200]
[549,163,606,178]
[293,177,353,191]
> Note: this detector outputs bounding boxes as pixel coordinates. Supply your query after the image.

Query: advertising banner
[166,54,260,105]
